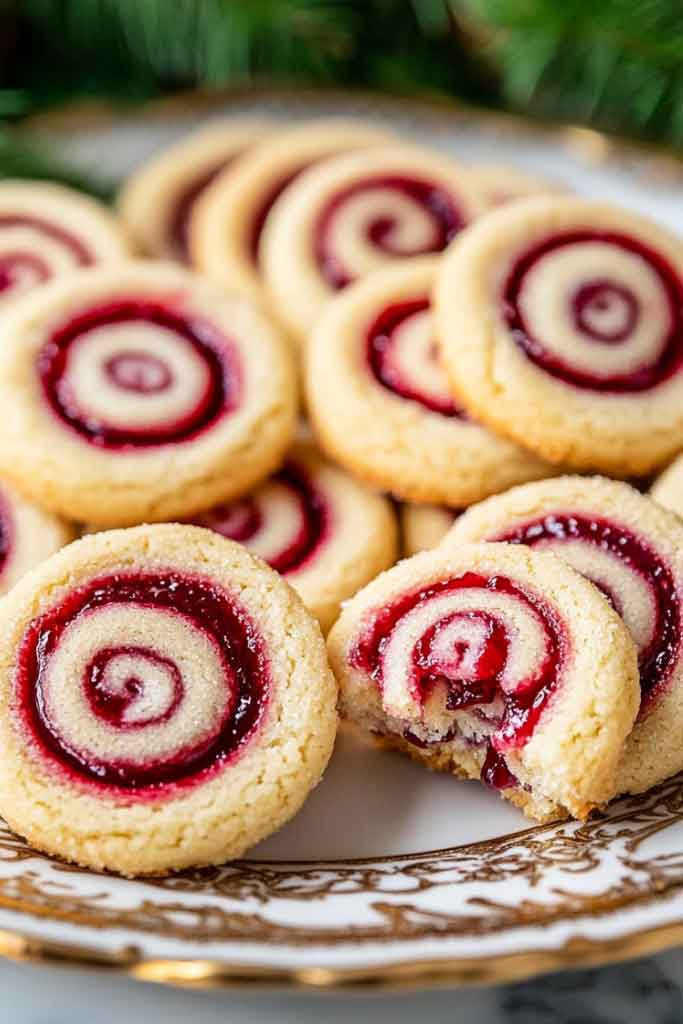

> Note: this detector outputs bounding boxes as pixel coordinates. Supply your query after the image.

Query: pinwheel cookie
[188,444,398,632]
[190,119,393,303]
[328,543,639,822]
[435,196,683,476]
[0,524,337,876]
[307,258,552,506]
[0,262,297,526]
[0,180,131,308]
[0,481,74,595]
[445,476,683,795]
[401,503,458,556]
[262,143,486,344]
[117,119,272,260]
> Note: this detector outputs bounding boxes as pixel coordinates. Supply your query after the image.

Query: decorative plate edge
[3,917,683,992]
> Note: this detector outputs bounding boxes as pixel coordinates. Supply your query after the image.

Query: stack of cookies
[0,116,681,876]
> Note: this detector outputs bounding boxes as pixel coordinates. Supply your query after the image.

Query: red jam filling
[503,230,683,392]
[16,571,269,796]
[0,252,50,293]
[366,298,463,417]
[494,513,680,715]
[192,461,330,575]
[351,573,568,771]
[169,158,231,259]
[86,646,183,729]
[481,746,519,790]
[315,176,465,289]
[0,214,94,268]
[104,351,174,393]
[0,492,13,580]
[38,299,240,448]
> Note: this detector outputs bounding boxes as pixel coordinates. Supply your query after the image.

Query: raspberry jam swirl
[38,299,241,448]
[0,214,93,300]
[502,230,683,392]
[367,298,462,416]
[15,571,269,797]
[0,491,13,585]
[350,573,568,786]
[495,514,680,716]
[169,159,232,259]
[315,176,465,289]
[192,462,329,575]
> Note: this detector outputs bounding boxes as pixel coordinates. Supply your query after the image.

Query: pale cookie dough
[0,261,298,526]
[445,475,683,795]
[117,119,272,260]
[0,524,338,876]
[401,503,458,556]
[0,180,131,308]
[471,163,567,207]
[186,443,399,633]
[0,480,75,594]
[327,543,639,823]
[435,196,683,476]
[262,143,487,346]
[650,456,683,519]
[189,119,393,304]
[307,258,553,506]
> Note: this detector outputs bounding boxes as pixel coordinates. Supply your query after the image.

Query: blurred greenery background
[1,0,682,194]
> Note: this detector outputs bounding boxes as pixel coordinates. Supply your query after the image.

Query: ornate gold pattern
[0,777,682,948]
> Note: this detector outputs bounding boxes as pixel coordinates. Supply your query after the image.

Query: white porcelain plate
[6,91,683,991]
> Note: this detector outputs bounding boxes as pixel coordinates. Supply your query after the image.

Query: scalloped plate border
[10,88,683,992]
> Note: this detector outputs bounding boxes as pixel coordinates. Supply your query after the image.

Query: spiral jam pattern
[15,571,269,796]
[170,159,232,259]
[367,299,462,416]
[351,573,568,770]
[0,493,12,583]
[0,214,93,300]
[495,514,679,715]
[502,230,683,392]
[192,462,329,574]
[38,299,241,448]
[315,176,464,289]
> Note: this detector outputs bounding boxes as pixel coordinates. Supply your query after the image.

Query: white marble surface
[3,951,683,1022]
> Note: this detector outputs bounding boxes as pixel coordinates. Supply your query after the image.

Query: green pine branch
[458,0,683,143]
[1,0,683,197]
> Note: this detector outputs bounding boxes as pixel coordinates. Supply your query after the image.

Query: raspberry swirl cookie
[328,544,639,822]
[189,444,398,633]
[401,503,458,556]
[0,181,131,308]
[263,144,486,345]
[307,258,551,506]
[0,481,74,595]
[435,197,683,476]
[0,262,297,526]
[118,119,271,260]
[190,119,392,303]
[0,525,337,875]
[445,476,683,794]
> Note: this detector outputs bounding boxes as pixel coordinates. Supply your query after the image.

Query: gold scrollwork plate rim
[2,915,683,993]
